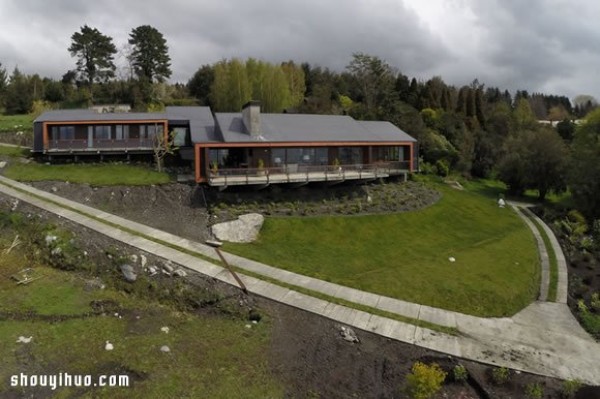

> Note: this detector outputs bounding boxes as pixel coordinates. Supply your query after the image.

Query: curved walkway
[0,175,598,385]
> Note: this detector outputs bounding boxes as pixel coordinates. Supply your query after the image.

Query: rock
[10,199,19,211]
[51,186,58,193]
[367,195,372,203]
[148,266,158,276]
[130,254,138,264]
[173,269,188,277]
[160,345,171,353]
[120,264,137,282]
[162,264,174,275]
[245,324,252,329]
[0,161,7,169]
[161,326,170,334]
[448,257,456,263]
[16,336,32,343]
[498,198,506,208]
[84,277,105,292]
[51,247,62,256]
[140,254,147,268]
[105,341,114,351]
[211,213,264,243]
[340,326,359,343]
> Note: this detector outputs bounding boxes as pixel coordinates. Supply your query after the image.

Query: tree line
[0,26,598,217]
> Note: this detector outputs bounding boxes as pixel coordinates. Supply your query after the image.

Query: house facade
[33,103,417,186]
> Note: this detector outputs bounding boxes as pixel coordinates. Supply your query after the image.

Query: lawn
[0,113,34,133]
[0,144,29,157]
[3,162,171,186]
[225,182,540,317]
[0,235,282,398]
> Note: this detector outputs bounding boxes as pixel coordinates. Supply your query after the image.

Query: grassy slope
[0,239,282,398]
[226,182,540,317]
[0,144,29,157]
[0,114,34,133]
[3,162,171,186]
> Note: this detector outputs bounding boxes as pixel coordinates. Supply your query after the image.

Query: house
[33,103,417,186]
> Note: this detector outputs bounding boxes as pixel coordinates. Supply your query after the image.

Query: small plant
[592,293,600,311]
[525,382,543,399]
[435,159,449,177]
[491,366,510,385]
[405,361,447,399]
[560,379,582,398]
[257,158,265,170]
[210,161,218,175]
[453,364,468,383]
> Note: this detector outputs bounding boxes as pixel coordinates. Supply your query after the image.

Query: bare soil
[0,186,590,398]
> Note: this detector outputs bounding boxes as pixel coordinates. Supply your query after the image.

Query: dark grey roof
[214,113,416,143]
[165,106,217,143]
[35,109,167,122]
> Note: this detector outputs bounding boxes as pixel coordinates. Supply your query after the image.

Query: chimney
[242,101,261,138]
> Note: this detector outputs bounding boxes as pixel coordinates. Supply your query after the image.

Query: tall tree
[68,25,117,86]
[0,62,7,107]
[346,53,395,115]
[128,25,172,83]
[187,64,214,105]
[4,67,33,114]
[570,108,600,218]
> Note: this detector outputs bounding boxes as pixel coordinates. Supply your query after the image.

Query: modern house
[33,103,417,187]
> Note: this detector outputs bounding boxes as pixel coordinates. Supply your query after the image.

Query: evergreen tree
[128,25,172,83]
[68,25,117,86]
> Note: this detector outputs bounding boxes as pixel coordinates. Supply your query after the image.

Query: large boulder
[211,213,264,243]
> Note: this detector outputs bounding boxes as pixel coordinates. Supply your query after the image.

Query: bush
[435,159,449,177]
[560,379,582,398]
[405,362,447,399]
[491,366,510,385]
[525,382,544,399]
[453,364,468,383]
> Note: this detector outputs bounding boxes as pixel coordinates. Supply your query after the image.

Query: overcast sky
[1,0,599,101]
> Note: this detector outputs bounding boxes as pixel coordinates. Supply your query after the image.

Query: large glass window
[139,124,164,140]
[94,125,111,140]
[208,149,229,167]
[115,125,130,140]
[173,127,187,147]
[50,126,75,140]
[339,147,362,165]
[272,148,285,166]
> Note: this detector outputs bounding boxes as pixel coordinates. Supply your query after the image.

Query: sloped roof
[214,112,416,143]
[35,109,167,122]
[165,106,217,143]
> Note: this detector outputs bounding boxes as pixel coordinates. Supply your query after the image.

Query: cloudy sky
[1,0,599,101]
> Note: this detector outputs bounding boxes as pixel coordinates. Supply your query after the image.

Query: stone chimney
[242,101,261,138]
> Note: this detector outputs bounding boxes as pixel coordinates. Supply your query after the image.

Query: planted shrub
[453,364,468,383]
[435,159,449,177]
[560,379,582,398]
[491,366,510,385]
[525,382,544,399]
[405,361,447,399]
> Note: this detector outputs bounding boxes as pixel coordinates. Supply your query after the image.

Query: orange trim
[201,141,414,148]
[163,121,168,143]
[44,119,169,126]
[409,143,414,172]
[195,144,202,183]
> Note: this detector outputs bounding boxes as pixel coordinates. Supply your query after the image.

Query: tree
[210,59,251,112]
[346,53,395,115]
[153,130,177,173]
[0,62,7,105]
[187,64,214,105]
[68,25,117,86]
[128,25,172,83]
[4,67,33,114]
[570,108,600,218]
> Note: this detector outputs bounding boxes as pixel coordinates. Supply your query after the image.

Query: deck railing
[47,138,155,151]
[208,161,410,185]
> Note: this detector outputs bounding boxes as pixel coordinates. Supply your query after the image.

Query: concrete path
[0,175,599,385]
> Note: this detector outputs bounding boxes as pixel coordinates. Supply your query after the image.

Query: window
[339,147,362,165]
[115,125,130,140]
[94,125,111,140]
[172,127,187,146]
[140,124,164,141]
[50,126,74,140]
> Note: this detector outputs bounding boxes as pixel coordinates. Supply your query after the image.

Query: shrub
[560,379,582,398]
[405,361,447,399]
[453,364,468,383]
[592,293,600,311]
[435,159,449,177]
[525,382,544,399]
[491,366,510,385]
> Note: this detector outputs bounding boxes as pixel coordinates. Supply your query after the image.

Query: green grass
[523,209,558,302]
[225,182,540,317]
[0,144,29,157]
[0,113,34,133]
[4,162,171,186]
[0,241,283,398]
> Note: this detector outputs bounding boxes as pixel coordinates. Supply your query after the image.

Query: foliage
[577,299,600,339]
[4,162,171,186]
[452,364,468,383]
[405,362,446,399]
[491,366,510,385]
[68,25,117,86]
[560,379,582,398]
[128,25,172,83]
[187,64,214,105]
[435,159,449,177]
[29,99,54,118]
[569,108,600,219]
[525,382,544,399]
[4,67,33,114]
